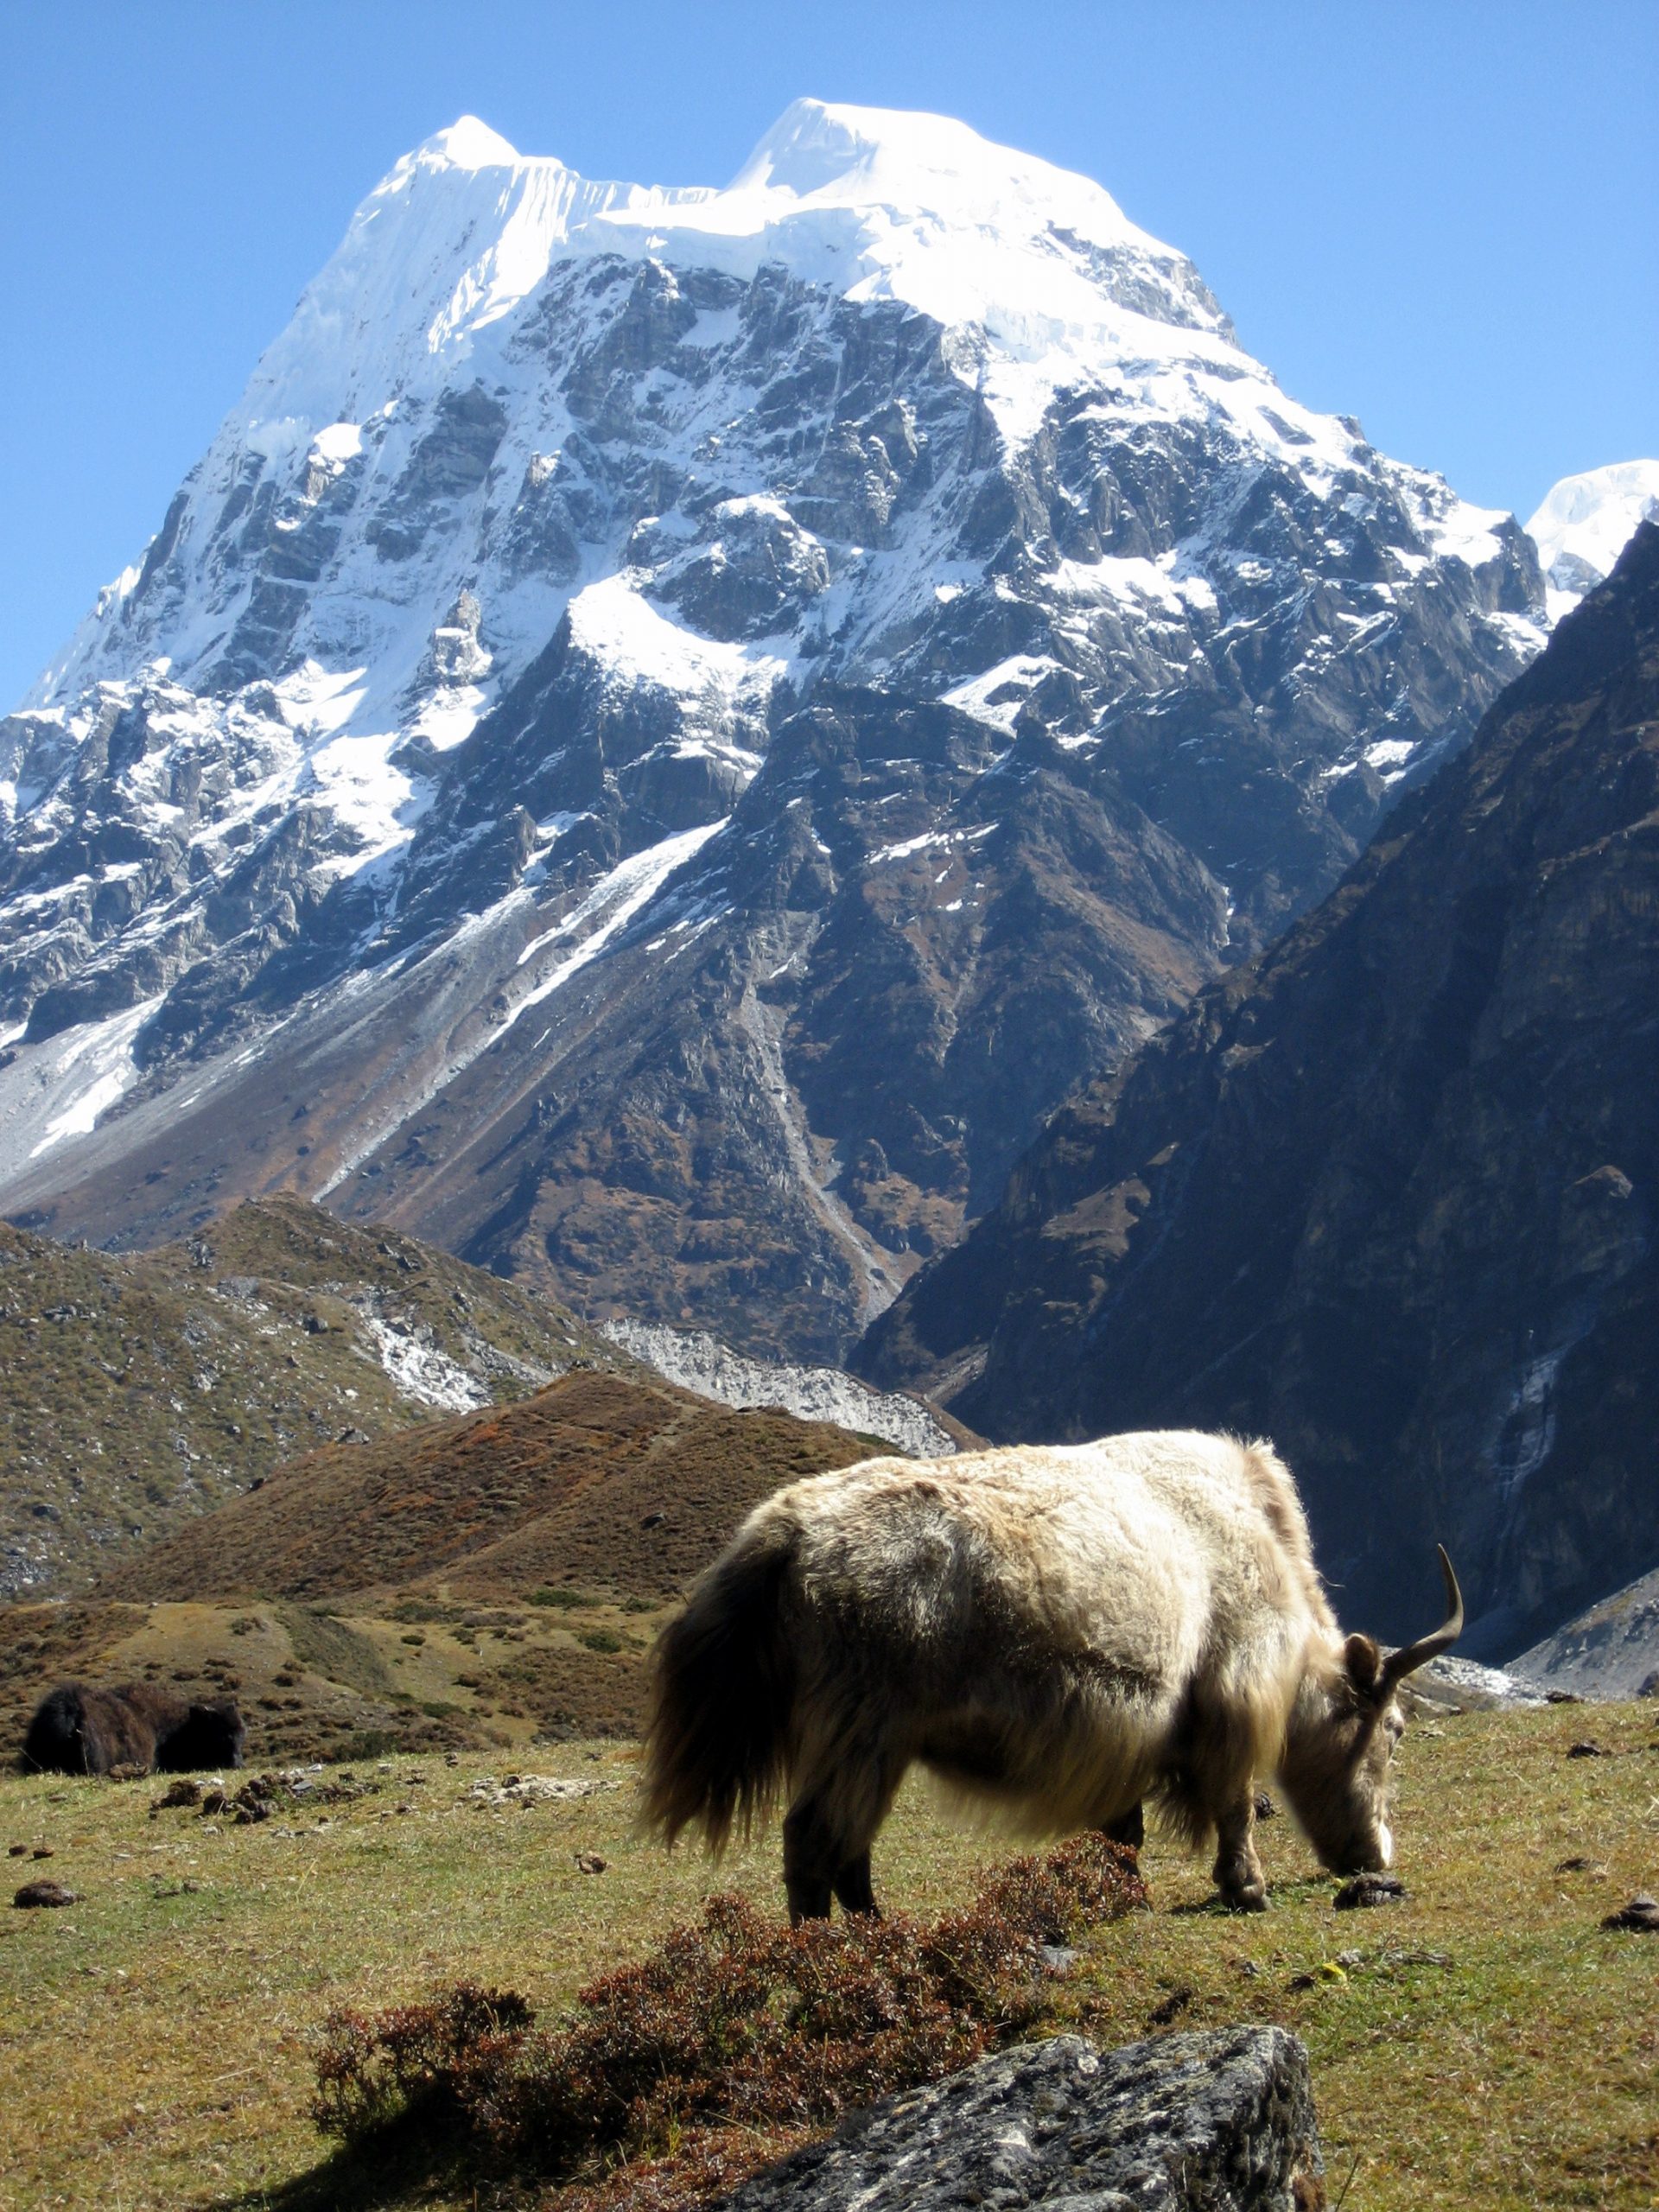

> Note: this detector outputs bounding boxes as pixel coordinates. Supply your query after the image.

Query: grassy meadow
[2,1699,1656,2211]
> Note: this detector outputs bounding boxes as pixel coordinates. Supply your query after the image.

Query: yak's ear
[1344,1634,1382,1694]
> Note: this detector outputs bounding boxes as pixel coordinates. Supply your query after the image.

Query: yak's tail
[640,1510,798,1855]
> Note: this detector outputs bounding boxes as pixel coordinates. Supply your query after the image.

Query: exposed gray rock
[710,2030,1322,2212]
[599,1317,963,1455]
[1507,1563,1659,1701]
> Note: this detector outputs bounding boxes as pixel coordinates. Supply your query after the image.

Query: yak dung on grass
[22,1681,246,1777]
[643,1432,1462,1918]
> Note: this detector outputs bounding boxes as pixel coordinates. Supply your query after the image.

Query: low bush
[328,1727,399,1763]
[314,1985,535,2141]
[386,1597,456,1624]
[311,1834,1146,2202]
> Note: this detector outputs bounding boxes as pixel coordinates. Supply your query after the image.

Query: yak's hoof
[1222,1886,1268,1913]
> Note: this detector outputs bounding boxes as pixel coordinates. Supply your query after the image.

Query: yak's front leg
[1102,1802,1144,1851]
[782,1796,837,1923]
[831,1848,879,1917]
[1212,1789,1268,1911]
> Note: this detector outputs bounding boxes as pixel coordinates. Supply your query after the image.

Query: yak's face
[1281,1549,1463,1878]
[198,1701,248,1770]
[163,1699,247,1772]
[1279,1637,1408,1875]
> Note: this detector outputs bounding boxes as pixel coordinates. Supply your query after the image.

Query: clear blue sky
[3,0,1655,710]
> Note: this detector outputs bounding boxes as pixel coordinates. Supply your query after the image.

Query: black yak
[22,1681,246,1777]
[643,1433,1462,1918]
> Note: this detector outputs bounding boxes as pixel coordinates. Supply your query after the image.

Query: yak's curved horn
[1378,1545,1464,1695]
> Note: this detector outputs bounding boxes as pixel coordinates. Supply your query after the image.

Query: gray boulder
[711,2029,1322,2211]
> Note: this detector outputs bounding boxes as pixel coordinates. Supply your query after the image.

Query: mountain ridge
[858,524,1659,1651]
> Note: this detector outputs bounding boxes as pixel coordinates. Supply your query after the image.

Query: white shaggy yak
[642,1432,1462,1918]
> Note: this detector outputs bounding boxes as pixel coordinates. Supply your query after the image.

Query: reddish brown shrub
[311,1834,1146,2202]
[311,1983,534,2140]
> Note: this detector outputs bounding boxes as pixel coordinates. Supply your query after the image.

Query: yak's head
[159,1697,247,1773]
[1280,1547,1463,1876]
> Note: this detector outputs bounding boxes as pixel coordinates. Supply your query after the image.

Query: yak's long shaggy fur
[644,1516,798,1854]
[22,1681,246,1776]
[644,1432,1457,1918]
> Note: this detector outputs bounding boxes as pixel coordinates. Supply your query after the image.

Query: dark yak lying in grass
[22,1681,246,1776]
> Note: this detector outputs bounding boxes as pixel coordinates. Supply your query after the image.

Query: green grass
[1,1701,1656,2210]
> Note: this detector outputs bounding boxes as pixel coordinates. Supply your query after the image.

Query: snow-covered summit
[0,99,1546,1349]
[410,115,525,171]
[27,96,1516,730]
[588,97,1234,372]
[1526,460,1659,620]
[726,97,1183,276]
[163,97,1229,486]
[223,117,692,429]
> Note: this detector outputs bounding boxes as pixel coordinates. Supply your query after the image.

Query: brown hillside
[0,1193,613,1597]
[1,1370,893,1763]
[97,1367,882,1607]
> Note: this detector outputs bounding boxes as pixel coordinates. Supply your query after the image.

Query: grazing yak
[22,1682,246,1777]
[643,1432,1461,1918]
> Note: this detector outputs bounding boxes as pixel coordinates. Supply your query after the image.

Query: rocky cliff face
[0,102,1543,1356]
[1509,1564,1659,1700]
[860,529,1659,1652]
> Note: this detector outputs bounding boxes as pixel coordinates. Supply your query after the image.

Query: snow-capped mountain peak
[588,98,1236,406]
[407,114,525,172]
[1526,460,1659,619]
[0,103,1546,1359]
[726,96,1148,251]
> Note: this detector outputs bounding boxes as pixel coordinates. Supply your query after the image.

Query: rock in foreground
[712,2028,1322,2211]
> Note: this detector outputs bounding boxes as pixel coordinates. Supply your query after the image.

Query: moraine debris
[466,1774,618,1810]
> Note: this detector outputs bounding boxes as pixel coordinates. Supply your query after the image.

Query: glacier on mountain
[1527,460,1659,621]
[0,100,1550,1355]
